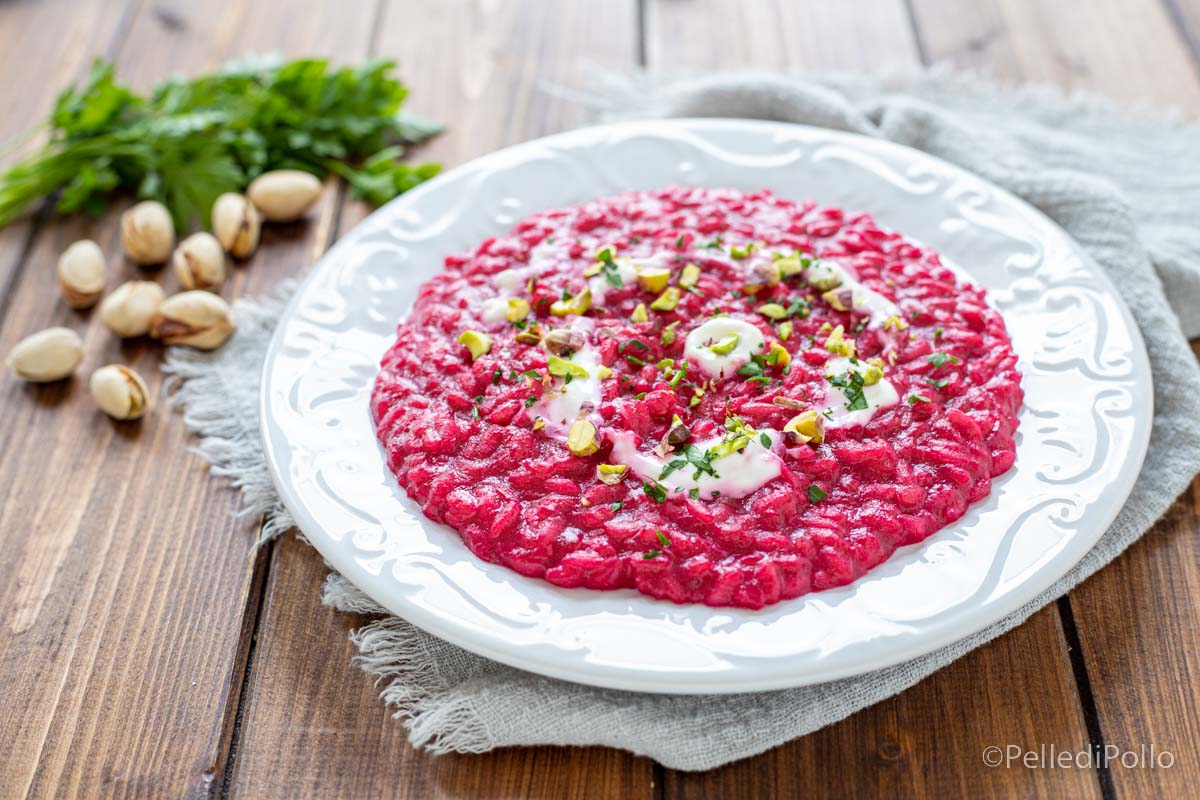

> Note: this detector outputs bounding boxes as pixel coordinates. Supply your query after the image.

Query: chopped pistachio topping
[772,395,806,411]
[597,365,613,380]
[649,287,681,311]
[543,328,586,356]
[709,333,740,355]
[756,303,788,320]
[656,358,675,370]
[678,263,701,289]
[806,266,841,291]
[567,419,599,456]
[547,354,590,379]
[505,297,530,323]
[637,268,672,293]
[531,417,546,431]
[550,287,592,316]
[597,463,627,485]
[783,410,825,444]
[883,314,909,331]
[822,287,855,312]
[767,341,791,367]
[861,363,884,386]
[456,330,492,361]
[582,262,603,277]
[775,254,804,277]
[631,303,649,323]
[823,324,856,357]
[661,321,680,345]
[743,261,781,293]
[777,320,794,340]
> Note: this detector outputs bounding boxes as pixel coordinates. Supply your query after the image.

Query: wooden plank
[226,1,653,797]
[0,3,374,797]
[908,0,1200,796]
[646,1,1100,797]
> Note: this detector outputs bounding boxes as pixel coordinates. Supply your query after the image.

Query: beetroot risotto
[371,187,1023,609]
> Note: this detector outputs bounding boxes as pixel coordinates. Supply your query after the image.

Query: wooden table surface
[1,0,1198,797]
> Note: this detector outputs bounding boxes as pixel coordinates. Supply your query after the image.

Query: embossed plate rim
[261,118,1152,694]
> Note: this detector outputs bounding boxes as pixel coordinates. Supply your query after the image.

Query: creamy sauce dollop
[683,317,766,379]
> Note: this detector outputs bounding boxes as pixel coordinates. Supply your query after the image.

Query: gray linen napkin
[165,72,1200,771]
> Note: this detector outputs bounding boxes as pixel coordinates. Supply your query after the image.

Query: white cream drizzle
[609,429,782,500]
[683,317,766,379]
[821,356,900,429]
[532,346,603,432]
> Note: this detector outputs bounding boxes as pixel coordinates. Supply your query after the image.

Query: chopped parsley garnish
[643,549,662,559]
[808,485,828,503]
[520,369,541,380]
[933,326,945,339]
[908,393,931,405]
[927,377,950,389]
[619,338,649,353]
[675,234,686,249]
[596,246,623,287]
[523,395,537,408]
[759,432,772,448]
[785,297,811,318]
[643,481,667,503]
[736,354,766,379]
[928,352,959,368]
[701,236,724,249]
[659,444,720,482]
[688,488,700,500]
[491,368,502,385]
[656,530,671,547]
[828,369,869,411]
[822,408,834,419]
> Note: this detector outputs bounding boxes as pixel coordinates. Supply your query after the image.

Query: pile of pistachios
[5,169,323,420]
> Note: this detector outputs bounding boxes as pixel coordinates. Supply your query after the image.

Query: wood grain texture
[0,2,374,797]
[908,3,1200,796]
[646,1,1101,798]
[225,1,651,797]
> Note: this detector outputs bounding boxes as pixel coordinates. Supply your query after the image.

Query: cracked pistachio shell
[90,364,149,420]
[246,170,322,222]
[7,327,83,382]
[57,239,108,309]
[120,201,174,265]
[212,193,261,258]
[99,280,166,338]
[173,232,226,291]
[150,290,235,350]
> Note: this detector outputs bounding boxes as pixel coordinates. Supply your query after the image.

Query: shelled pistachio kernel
[743,261,781,294]
[550,287,591,317]
[99,280,165,338]
[57,240,107,309]
[822,287,855,312]
[783,410,825,445]
[547,354,589,379]
[7,327,83,382]
[543,329,586,356]
[505,297,530,323]
[768,341,791,367]
[567,419,599,455]
[661,321,680,345]
[823,324,856,358]
[805,264,841,291]
[89,364,149,420]
[649,287,680,311]
[246,169,322,222]
[756,303,787,320]
[678,263,701,289]
[630,303,648,323]
[456,330,491,361]
[150,291,235,350]
[775,254,804,278]
[597,463,627,485]
[709,333,739,355]
[120,200,174,265]
[777,320,794,341]
[637,268,671,293]
[173,232,227,291]
[212,192,262,258]
[597,365,613,380]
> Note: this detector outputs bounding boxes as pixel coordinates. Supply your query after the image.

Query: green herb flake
[759,432,772,448]
[808,485,828,503]
[609,501,623,512]
[656,530,671,547]
[643,481,668,503]
[643,549,662,560]
[928,352,958,368]
[908,393,932,405]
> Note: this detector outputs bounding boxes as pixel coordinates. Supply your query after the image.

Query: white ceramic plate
[261,119,1151,694]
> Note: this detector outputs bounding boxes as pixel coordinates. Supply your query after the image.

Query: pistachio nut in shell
[120,200,175,265]
[173,232,226,291]
[7,327,83,382]
[57,239,108,308]
[90,364,150,420]
[151,291,235,350]
[212,193,262,258]
[246,170,322,222]
[99,280,166,338]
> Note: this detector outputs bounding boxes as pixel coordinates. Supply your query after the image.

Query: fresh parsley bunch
[0,55,443,231]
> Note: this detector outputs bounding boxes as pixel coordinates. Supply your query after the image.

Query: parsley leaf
[808,485,828,503]
[643,481,667,503]
[928,352,958,368]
